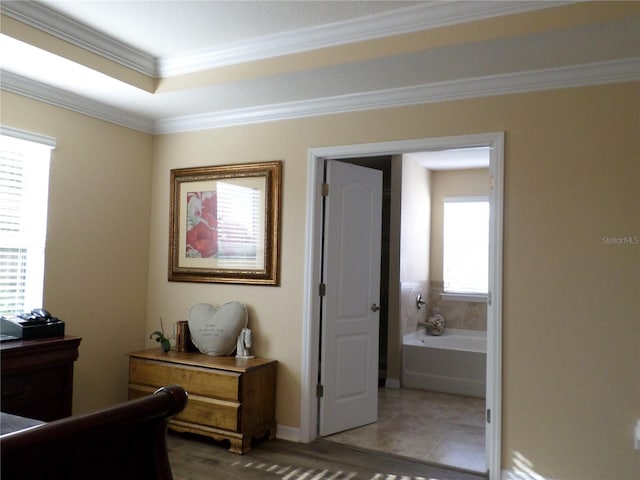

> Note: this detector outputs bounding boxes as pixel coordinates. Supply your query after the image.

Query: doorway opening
[301,133,504,479]
[322,154,489,473]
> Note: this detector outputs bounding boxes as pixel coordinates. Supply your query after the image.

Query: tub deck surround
[402,328,486,398]
[405,328,487,353]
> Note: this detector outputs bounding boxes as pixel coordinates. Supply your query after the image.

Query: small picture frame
[169,161,282,285]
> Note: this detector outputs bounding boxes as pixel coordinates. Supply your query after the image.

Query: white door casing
[302,133,503,480]
[319,160,382,436]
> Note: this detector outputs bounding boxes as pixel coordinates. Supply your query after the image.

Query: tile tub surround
[400,281,429,338]
[325,387,486,474]
[429,281,487,331]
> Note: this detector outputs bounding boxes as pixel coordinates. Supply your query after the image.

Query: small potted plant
[150,318,171,353]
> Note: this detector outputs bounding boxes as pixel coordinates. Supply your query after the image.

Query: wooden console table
[128,349,277,454]
[1,336,81,421]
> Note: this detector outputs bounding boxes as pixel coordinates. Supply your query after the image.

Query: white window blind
[0,132,53,316]
[216,181,260,266]
[443,197,489,295]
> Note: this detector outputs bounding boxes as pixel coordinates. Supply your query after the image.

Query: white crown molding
[2,58,637,135]
[158,1,572,76]
[0,1,156,77]
[154,58,640,134]
[1,70,154,134]
[1,0,571,78]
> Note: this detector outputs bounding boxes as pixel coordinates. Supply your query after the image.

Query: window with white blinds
[0,132,53,316]
[216,180,261,266]
[443,197,489,295]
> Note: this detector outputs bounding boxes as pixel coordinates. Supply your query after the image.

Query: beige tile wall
[428,281,487,331]
[400,280,429,338]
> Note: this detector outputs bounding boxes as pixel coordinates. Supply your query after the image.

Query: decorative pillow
[187,302,247,356]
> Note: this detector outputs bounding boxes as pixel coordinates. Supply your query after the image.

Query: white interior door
[319,160,382,436]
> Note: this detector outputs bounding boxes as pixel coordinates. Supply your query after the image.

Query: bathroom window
[0,131,54,316]
[442,197,489,296]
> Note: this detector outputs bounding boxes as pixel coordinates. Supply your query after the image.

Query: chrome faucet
[416,293,428,310]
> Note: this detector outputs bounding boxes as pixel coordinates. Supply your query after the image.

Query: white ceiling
[37,0,424,58]
[1,1,639,134]
[408,147,489,170]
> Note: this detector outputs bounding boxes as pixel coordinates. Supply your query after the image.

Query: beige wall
[429,168,489,281]
[1,91,153,414]
[427,168,490,331]
[400,155,431,283]
[2,80,638,480]
[147,82,639,480]
[398,156,431,340]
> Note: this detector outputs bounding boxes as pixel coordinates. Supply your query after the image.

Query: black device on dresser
[0,309,65,341]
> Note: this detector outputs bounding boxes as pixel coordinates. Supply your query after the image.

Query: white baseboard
[502,468,557,480]
[275,424,300,443]
[385,378,401,389]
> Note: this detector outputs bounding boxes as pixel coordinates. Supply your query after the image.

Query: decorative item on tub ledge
[168,161,282,285]
[149,318,171,353]
[187,302,247,356]
[426,313,445,336]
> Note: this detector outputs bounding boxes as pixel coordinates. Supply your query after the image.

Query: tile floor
[324,387,487,474]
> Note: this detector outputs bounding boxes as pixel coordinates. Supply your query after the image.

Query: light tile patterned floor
[324,388,486,474]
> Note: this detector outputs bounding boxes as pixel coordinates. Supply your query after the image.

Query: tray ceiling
[1,1,638,134]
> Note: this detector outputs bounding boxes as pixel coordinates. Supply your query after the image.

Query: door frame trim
[301,133,504,479]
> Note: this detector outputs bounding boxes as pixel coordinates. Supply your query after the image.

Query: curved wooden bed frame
[0,385,187,480]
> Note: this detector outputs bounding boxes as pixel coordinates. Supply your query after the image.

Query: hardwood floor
[168,432,487,480]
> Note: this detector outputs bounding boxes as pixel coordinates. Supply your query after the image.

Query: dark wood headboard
[0,385,187,480]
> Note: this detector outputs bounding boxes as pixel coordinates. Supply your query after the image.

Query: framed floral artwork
[169,161,282,285]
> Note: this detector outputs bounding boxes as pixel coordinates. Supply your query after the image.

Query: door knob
[370,303,381,312]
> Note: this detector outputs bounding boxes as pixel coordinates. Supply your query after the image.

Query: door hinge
[321,183,329,196]
[319,283,326,296]
[486,408,491,423]
[487,291,492,306]
[317,384,324,397]
[489,175,495,190]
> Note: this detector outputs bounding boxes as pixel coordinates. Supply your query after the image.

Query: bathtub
[402,328,486,398]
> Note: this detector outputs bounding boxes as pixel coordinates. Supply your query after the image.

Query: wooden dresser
[1,336,81,421]
[128,349,277,454]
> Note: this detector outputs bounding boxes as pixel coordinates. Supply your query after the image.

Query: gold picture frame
[169,161,282,285]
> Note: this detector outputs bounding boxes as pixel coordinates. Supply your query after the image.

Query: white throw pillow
[187,302,247,356]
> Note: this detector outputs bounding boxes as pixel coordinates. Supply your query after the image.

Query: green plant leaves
[150,330,171,352]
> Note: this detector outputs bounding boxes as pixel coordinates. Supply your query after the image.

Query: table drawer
[129,385,239,431]
[177,395,238,431]
[2,367,68,420]
[129,358,240,401]
[128,349,277,454]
